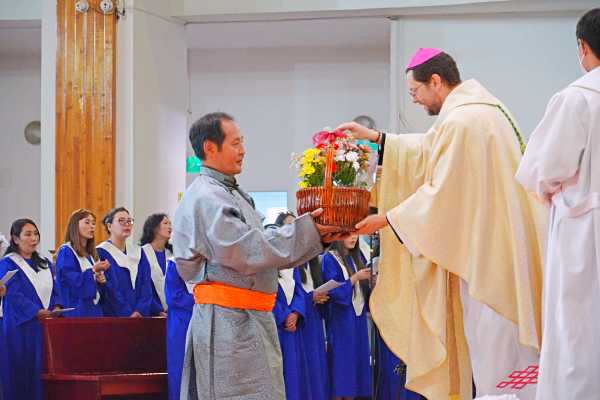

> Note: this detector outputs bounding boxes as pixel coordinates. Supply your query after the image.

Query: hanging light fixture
[99,0,114,14]
[75,0,90,13]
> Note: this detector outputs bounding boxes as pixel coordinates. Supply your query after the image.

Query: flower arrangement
[293,130,373,189]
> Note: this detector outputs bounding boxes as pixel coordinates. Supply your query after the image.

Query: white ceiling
[185,17,390,50]
[0,21,41,58]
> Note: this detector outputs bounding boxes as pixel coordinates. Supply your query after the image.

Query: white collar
[97,241,140,289]
[7,253,53,310]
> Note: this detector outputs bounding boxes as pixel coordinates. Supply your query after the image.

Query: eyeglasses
[408,83,425,98]
[117,218,134,226]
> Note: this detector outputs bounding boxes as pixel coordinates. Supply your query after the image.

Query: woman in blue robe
[139,213,174,316]
[273,269,312,400]
[0,218,62,400]
[96,207,153,317]
[0,279,6,400]
[165,259,194,400]
[55,208,110,317]
[322,234,372,400]
[274,211,324,400]
[374,334,425,400]
[294,258,330,400]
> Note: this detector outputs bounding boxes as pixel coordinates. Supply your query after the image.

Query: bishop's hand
[354,214,388,235]
[335,121,379,142]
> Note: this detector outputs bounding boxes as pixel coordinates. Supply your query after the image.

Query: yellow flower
[303,148,317,156]
[303,148,320,160]
[301,164,315,175]
[298,181,308,188]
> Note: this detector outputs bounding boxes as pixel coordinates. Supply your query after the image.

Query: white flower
[353,161,360,171]
[334,149,346,162]
[345,151,359,163]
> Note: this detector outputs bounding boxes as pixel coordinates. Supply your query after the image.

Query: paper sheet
[0,270,17,285]
[314,279,343,294]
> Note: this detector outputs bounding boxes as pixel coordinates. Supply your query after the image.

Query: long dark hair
[299,256,323,288]
[275,211,296,227]
[5,218,48,271]
[331,239,367,277]
[64,208,98,259]
[139,213,173,252]
[331,238,368,296]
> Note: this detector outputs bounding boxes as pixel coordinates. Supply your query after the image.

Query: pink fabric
[312,130,346,146]
[406,48,443,70]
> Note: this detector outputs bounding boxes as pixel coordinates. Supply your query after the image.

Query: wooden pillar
[55,0,116,247]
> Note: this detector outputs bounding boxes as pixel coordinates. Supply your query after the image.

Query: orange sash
[193,281,276,312]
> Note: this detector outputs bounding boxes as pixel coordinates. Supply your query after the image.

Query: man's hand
[354,214,388,235]
[310,208,348,243]
[284,312,299,332]
[335,122,379,142]
[0,283,6,298]
[37,309,52,319]
[130,311,142,318]
[312,291,329,305]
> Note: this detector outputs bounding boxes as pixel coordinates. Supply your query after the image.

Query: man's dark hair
[577,8,600,59]
[406,52,461,87]
[189,112,235,160]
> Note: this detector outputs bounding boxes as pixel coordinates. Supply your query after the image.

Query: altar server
[516,8,600,399]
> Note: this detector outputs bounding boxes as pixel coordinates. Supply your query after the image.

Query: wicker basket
[296,147,370,231]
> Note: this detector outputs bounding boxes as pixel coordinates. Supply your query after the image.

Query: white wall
[40,0,56,251]
[116,2,188,232]
[393,12,583,138]
[0,0,41,21]
[0,55,41,234]
[188,46,390,209]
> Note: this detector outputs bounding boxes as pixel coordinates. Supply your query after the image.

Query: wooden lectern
[41,317,168,399]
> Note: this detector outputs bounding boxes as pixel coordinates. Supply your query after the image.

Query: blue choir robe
[141,244,169,316]
[55,243,103,317]
[322,251,372,398]
[0,254,62,400]
[96,241,153,317]
[165,260,194,400]
[293,266,329,400]
[376,335,424,400]
[0,274,7,400]
[273,269,312,400]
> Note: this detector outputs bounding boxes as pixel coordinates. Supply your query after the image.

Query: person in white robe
[516,8,600,400]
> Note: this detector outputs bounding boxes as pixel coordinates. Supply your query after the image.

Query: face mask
[577,41,588,74]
